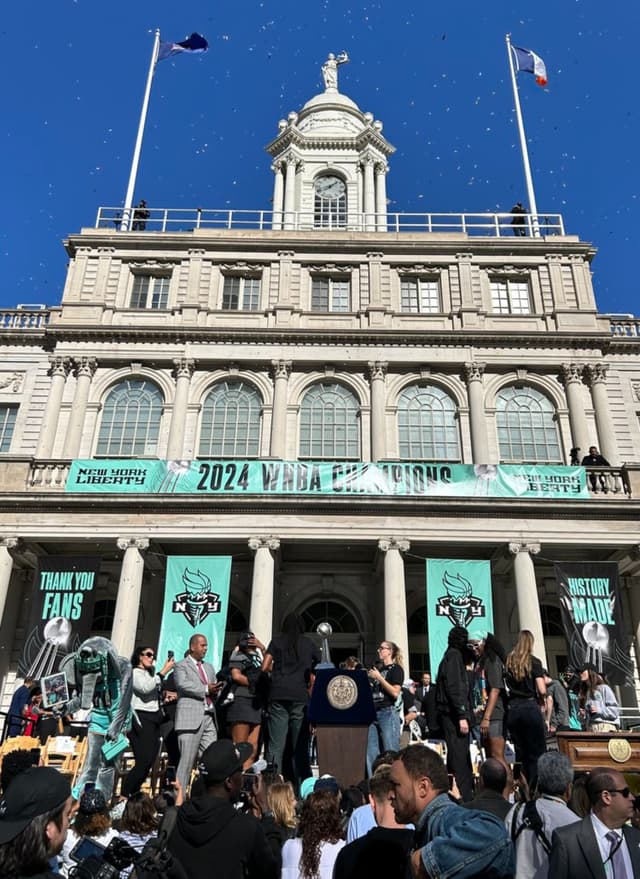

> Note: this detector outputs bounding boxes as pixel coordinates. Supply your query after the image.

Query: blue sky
[1,1,637,314]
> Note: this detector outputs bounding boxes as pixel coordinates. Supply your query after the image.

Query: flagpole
[121,28,161,231]
[506,33,540,237]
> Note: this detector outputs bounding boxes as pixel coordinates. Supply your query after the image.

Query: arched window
[398,385,460,461]
[97,380,163,456]
[91,599,116,632]
[226,603,248,633]
[299,382,359,459]
[541,604,565,637]
[313,175,347,229]
[300,601,359,633]
[199,381,262,457]
[496,386,562,463]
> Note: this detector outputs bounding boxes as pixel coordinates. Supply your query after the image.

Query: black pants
[507,699,546,787]
[121,709,163,796]
[441,714,474,802]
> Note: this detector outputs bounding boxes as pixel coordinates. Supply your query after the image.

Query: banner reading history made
[426,559,494,676]
[66,459,589,499]
[554,561,633,686]
[19,556,101,678]
[157,556,232,672]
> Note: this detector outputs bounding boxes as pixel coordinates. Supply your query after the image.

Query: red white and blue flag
[158,33,208,63]
[511,45,547,87]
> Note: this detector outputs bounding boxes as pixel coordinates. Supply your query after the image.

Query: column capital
[560,362,584,385]
[72,357,98,379]
[248,536,280,552]
[48,356,72,378]
[117,537,150,553]
[463,362,485,384]
[585,363,608,385]
[378,537,410,554]
[270,360,292,381]
[172,358,196,381]
[508,542,541,557]
[367,361,388,382]
[0,537,20,551]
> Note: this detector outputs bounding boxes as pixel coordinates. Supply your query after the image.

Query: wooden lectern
[556,730,640,775]
[308,668,376,788]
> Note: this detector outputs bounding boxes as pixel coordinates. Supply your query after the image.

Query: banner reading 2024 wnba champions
[426,559,493,676]
[157,556,232,671]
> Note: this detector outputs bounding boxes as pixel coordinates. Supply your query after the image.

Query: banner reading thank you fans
[66,459,589,499]
[426,559,494,675]
[157,556,232,671]
[554,561,632,685]
[19,555,101,677]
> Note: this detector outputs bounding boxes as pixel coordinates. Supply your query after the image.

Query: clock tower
[266,53,395,231]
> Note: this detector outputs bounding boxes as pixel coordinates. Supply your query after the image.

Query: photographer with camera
[0,766,73,879]
[59,789,118,877]
[227,631,266,769]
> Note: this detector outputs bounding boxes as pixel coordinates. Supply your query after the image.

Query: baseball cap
[198,740,253,782]
[0,766,70,843]
[314,775,339,795]
[299,777,316,799]
[79,788,107,815]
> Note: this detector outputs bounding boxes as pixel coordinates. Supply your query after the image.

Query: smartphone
[30,748,41,765]
[242,772,257,793]
[448,773,454,791]
[165,765,177,784]
[84,782,96,792]
[512,762,522,779]
[168,650,175,660]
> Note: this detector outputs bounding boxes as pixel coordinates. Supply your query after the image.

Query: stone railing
[0,309,53,331]
[28,461,71,490]
[610,318,640,338]
[583,467,631,496]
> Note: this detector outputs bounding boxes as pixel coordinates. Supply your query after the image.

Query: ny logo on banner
[171,567,221,627]
[435,569,486,628]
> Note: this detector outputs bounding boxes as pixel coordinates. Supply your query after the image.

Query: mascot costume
[59,635,132,800]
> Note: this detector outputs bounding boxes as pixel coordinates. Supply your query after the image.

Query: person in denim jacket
[389,745,515,879]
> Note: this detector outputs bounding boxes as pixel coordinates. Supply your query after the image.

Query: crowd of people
[0,616,636,878]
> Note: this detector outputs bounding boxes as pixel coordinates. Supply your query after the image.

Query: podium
[308,668,376,788]
[556,730,640,773]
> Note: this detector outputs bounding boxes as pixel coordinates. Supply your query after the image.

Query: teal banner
[66,460,589,499]
[426,559,494,675]
[157,556,232,672]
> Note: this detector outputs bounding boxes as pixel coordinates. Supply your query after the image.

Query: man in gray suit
[174,633,220,792]
[549,766,640,879]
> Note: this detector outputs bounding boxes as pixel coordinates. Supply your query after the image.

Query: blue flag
[158,33,208,63]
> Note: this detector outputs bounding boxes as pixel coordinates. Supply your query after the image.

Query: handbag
[101,732,129,761]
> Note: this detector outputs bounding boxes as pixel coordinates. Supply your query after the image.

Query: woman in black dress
[227,631,266,769]
[504,629,547,787]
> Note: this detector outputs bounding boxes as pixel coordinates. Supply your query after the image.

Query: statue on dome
[322,51,349,91]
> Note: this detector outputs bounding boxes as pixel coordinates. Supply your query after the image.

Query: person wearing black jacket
[168,740,280,879]
[435,625,474,802]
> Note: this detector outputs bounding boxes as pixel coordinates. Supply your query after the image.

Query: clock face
[315,175,346,200]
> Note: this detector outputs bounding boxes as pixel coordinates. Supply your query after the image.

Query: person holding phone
[121,645,175,797]
[227,631,266,769]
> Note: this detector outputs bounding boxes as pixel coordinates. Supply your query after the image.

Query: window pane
[97,380,162,456]
[199,381,261,457]
[130,276,149,309]
[0,405,17,452]
[495,386,561,462]
[299,383,359,459]
[398,385,459,461]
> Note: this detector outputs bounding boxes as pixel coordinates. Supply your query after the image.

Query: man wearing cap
[174,632,220,792]
[0,766,73,878]
[168,739,280,878]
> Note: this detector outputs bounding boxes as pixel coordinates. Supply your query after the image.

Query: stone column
[0,538,19,628]
[368,361,388,461]
[363,158,376,230]
[248,537,280,645]
[463,362,489,464]
[271,162,285,230]
[35,357,71,458]
[378,538,410,669]
[283,157,298,231]
[112,538,149,657]
[560,364,589,457]
[374,163,387,231]
[586,364,619,465]
[167,358,195,460]
[269,361,291,459]
[508,543,547,667]
[64,357,98,459]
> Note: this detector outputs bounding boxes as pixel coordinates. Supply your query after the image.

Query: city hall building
[1,62,640,710]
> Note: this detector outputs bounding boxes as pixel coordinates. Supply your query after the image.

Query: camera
[69,836,138,879]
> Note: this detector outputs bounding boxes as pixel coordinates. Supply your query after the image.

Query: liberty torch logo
[435,570,486,628]
[172,568,221,627]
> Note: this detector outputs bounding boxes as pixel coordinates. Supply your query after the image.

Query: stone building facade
[1,65,640,710]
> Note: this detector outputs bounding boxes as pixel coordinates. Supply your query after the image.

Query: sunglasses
[607,787,631,798]
[141,651,155,659]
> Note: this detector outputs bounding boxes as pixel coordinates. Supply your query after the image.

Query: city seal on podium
[607,737,632,763]
[327,674,358,710]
